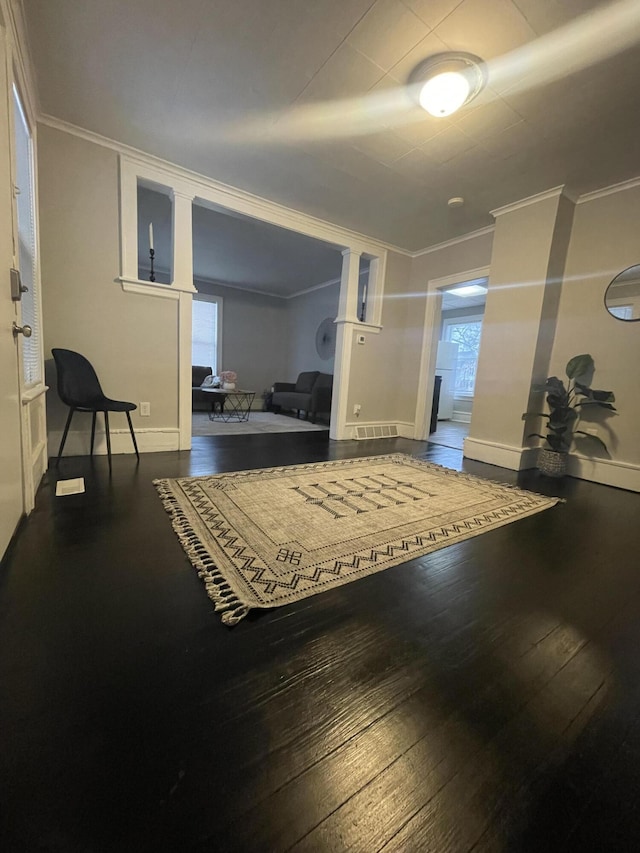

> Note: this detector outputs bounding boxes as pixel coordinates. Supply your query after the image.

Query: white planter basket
[538,448,568,478]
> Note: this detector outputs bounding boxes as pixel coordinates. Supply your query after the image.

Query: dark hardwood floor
[1,432,640,852]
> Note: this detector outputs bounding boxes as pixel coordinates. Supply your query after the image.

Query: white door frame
[0,18,24,557]
[413,266,490,441]
[7,46,47,514]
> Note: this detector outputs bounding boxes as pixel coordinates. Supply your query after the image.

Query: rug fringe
[154,479,250,625]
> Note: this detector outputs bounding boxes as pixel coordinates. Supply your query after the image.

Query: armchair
[271,371,333,423]
[192,365,213,410]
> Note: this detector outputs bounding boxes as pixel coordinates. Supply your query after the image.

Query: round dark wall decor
[315,317,336,360]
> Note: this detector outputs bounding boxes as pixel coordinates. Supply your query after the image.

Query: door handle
[12,322,32,338]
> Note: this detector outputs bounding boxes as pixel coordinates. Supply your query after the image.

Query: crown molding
[193,272,345,301]
[490,186,569,218]
[286,276,341,299]
[31,111,640,264]
[287,266,369,300]
[192,274,287,301]
[38,113,410,258]
[577,175,640,205]
[410,225,495,259]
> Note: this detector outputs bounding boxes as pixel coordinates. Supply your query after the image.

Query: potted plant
[523,354,617,477]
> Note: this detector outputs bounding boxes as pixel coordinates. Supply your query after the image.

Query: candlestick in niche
[148,222,155,281]
[360,283,368,322]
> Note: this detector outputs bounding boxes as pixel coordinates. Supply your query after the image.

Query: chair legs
[126,411,140,460]
[104,411,112,466]
[56,408,75,466]
[57,408,138,466]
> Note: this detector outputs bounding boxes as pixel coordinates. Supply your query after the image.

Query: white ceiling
[192,204,346,296]
[23,0,640,251]
[137,186,347,296]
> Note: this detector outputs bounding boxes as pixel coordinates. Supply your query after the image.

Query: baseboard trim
[396,421,415,439]
[463,437,538,471]
[452,411,472,424]
[567,453,640,492]
[464,437,640,491]
[48,427,180,457]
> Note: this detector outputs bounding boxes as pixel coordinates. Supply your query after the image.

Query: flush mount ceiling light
[408,52,487,117]
[446,282,488,298]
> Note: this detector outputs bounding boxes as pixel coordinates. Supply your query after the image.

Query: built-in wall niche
[358,256,371,322]
[137,181,173,284]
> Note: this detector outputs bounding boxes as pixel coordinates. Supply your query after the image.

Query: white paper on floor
[55,477,85,496]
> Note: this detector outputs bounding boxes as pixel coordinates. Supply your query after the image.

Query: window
[442,315,483,396]
[608,304,633,320]
[13,85,40,386]
[192,295,222,373]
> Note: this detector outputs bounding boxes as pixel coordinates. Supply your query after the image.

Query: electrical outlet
[140,402,151,417]
[357,334,366,345]
[353,404,361,415]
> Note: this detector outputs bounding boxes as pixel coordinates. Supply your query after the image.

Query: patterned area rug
[192,411,326,436]
[155,454,561,625]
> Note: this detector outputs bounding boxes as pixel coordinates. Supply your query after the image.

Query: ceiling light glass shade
[419,71,470,117]
[447,284,488,298]
[409,52,486,118]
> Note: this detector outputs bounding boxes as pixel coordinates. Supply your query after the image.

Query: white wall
[37,119,639,486]
[346,250,415,427]
[405,231,495,434]
[549,187,640,469]
[39,125,180,452]
[471,194,570,452]
[286,282,339,379]
[194,278,288,402]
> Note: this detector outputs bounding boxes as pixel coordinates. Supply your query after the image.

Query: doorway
[430,276,487,450]
[185,201,342,437]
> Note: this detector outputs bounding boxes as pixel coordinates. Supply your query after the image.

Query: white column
[172,190,196,449]
[178,291,193,450]
[171,190,196,292]
[331,249,361,439]
[119,160,139,280]
[336,248,361,323]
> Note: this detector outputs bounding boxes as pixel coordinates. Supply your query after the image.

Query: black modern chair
[52,348,139,466]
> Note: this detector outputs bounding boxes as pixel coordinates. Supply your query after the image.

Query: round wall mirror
[605,264,640,321]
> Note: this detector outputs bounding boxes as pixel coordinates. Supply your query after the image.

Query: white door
[0,27,25,558]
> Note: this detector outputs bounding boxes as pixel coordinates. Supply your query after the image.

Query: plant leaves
[574,430,609,453]
[566,354,594,379]
[548,407,577,425]
[576,401,617,411]
[547,393,569,409]
[546,434,567,451]
[591,389,616,402]
[574,382,616,403]
[546,377,567,393]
